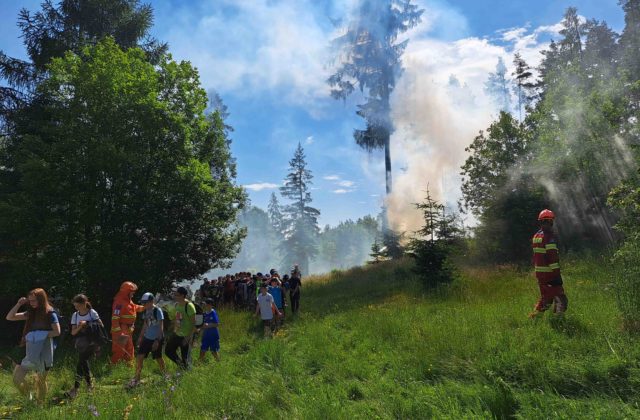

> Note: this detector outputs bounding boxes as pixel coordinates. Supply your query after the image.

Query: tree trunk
[384,133,392,195]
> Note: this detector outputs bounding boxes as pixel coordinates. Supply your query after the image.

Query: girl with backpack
[66,294,104,398]
[5,288,61,403]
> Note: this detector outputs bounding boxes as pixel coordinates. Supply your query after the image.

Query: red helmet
[119,281,138,293]
[538,209,555,221]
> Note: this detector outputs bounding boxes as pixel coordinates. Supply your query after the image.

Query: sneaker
[65,387,78,399]
[125,379,139,389]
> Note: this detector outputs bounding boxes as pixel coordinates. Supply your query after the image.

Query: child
[255,285,280,338]
[199,299,220,362]
[66,294,103,398]
[128,293,167,388]
[268,278,284,327]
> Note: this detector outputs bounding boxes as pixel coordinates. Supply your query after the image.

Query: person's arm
[184,303,196,343]
[137,320,147,345]
[6,297,28,321]
[70,313,85,336]
[203,312,219,329]
[47,312,61,338]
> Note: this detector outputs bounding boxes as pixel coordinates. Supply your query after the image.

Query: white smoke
[385,26,562,232]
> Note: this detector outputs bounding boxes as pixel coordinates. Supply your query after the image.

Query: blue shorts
[201,335,220,352]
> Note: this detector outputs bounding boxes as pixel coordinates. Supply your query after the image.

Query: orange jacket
[111,289,143,334]
[532,229,561,282]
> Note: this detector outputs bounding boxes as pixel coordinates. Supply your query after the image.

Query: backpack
[72,310,110,352]
[177,301,204,328]
[192,301,204,328]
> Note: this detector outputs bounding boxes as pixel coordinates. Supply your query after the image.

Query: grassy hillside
[1,257,639,419]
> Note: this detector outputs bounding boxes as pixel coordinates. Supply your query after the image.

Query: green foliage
[0,39,244,306]
[0,0,165,121]
[328,0,423,201]
[611,239,640,330]
[314,216,379,271]
[279,143,320,275]
[409,188,462,287]
[461,112,544,263]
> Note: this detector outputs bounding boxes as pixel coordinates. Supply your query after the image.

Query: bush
[409,240,456,287]
[612,237,640,330]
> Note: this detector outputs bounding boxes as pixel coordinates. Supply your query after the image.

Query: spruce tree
[268,192,285,236]
[0,0,166,123]
[328,0,423,199]
[485,57,511,113]
[279,143,320,275]
[512,53,535,120]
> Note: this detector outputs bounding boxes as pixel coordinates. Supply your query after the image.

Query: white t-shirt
[71,309,100,325]
[257,293,275,320]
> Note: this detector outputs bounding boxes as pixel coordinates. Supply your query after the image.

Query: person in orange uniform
[529,209,568,318]
[110,281,144,364]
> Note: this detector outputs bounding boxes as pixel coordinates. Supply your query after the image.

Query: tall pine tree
[0,0,166,125]
[279,143,320,275]
[485,57,511,113]
[328,0,423,199]
[512,53,535,120]
[268,192,285,237]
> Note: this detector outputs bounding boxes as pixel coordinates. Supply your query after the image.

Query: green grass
[2,257,640,419]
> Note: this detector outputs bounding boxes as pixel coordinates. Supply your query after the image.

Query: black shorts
[262,319,272,327]
[137,337,163,359]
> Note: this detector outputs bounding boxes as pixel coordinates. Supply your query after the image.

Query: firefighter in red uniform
[110,281,144,364]
[529,209,568,318]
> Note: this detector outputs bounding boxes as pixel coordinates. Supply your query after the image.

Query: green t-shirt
[173,300,196,337]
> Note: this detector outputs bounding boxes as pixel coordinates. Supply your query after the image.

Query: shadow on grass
[548,315,590,337]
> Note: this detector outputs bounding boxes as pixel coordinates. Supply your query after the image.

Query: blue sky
[0,0,624,228]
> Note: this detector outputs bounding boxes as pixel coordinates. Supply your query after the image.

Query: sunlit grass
[1,256,639,418]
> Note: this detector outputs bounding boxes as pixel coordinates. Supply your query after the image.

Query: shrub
[612,237,640,330]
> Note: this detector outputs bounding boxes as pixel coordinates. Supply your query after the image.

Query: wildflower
[123,404,133,420]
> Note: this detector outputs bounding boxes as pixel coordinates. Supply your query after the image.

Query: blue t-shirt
[268,286,283,309]
[142,306,164,340]
[202,309,219,339]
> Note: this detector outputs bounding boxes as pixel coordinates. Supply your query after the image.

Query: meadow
[1,257,639,419]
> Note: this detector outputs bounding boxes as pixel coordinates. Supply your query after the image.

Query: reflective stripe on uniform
[535,266,553,273]
[120,315,136,319]
[545,244,558,250]
[111,327,121,332]
[549,263,560,269]
[533,237,543,244]
[533,248,546,254]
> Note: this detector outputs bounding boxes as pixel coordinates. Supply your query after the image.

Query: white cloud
[244,182,279,191]
[163,0,334,108]
[337,180,355,187]
[323,175,340,181]
[332,189,351,194]
[305,136,314,145]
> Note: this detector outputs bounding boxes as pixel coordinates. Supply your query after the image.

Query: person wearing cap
[110,281,144,364]
[199,298,220,362]
[128,293,167,388]
[529,209,568,318]
[165,286,196,369]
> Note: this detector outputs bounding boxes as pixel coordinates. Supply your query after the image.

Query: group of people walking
[4,209,562,407]
[4,282,221,403]
[3,265,303,404]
